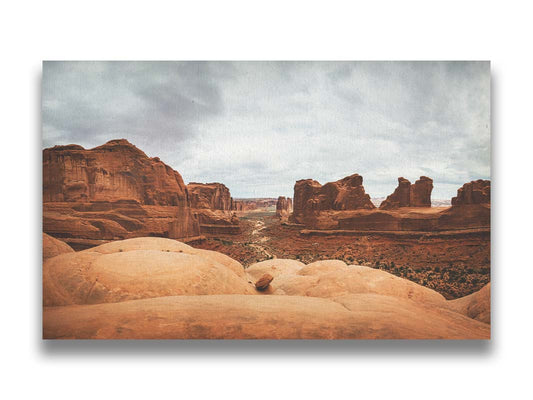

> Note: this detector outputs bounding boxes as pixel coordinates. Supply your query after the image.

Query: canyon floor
[192,208,490,299]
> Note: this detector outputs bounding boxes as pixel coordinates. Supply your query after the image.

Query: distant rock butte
[451,180,490,205]
[290,174,490,232]
[231,198,278,212]
[276,196,293,219]
[187,182,240,234]
[380,176,433,209]
[291,174,375,224]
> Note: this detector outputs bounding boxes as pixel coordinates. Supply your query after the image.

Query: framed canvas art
[42,61,490,339]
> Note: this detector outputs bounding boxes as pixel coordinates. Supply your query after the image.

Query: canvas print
[42,61,490,339]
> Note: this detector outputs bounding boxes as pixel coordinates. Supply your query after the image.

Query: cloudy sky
[42,61,490,199]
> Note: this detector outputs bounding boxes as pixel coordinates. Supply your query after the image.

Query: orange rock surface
[43,140,201,247]
[43,233,74,260]
[42,236,490,339]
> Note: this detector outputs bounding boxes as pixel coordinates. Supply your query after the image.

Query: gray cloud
[42,61,490,200]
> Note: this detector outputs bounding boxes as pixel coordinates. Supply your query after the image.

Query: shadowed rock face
[43,139,200,246]
[451,180,490,205]
[292,174,375,223]
[380,176,433,209]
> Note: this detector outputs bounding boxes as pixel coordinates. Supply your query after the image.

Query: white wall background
[1,1,531,399]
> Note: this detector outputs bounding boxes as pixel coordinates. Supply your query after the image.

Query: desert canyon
[43,139,490,339]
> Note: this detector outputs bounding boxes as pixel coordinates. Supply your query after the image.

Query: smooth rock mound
[86,237,245,277]
[43,294,490,339]
[43,233,74,260]
[44,238,253,306]
[448,283,491,323]
[246,259,305,281]
[270,262,446,306]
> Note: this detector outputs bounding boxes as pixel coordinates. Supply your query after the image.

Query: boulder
[255,274,274,291]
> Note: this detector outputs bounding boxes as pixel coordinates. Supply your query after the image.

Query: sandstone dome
[43,293,490,340]
[85,237,245,277]
[44,238,254,307]
[245,258,305,281]
[448,283,491,323]
[43,233,74,260]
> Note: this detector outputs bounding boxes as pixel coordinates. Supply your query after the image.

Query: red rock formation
[44,139,190,205]
[276,196,293,218]
[291,174,375,224]
[43,139,200,248]
[380,176,433,209]
[187,182,240,234]
[437,180,491,230]
[291,175,489,232]
[188,182,232,211]
[451,180,490,205]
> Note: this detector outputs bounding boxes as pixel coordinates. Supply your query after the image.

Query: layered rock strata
[43,139,200,248]
[291,175,490,232]
[290,173,375,226]
[187,182,240,234]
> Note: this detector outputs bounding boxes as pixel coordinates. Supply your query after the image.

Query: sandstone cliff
[43,139,200,248]
[380,176,433,209]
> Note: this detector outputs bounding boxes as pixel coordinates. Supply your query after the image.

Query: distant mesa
[380,176,433,209]
[291,173,375,222]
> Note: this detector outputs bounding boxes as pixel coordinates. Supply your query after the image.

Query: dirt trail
[248,218,274,259]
